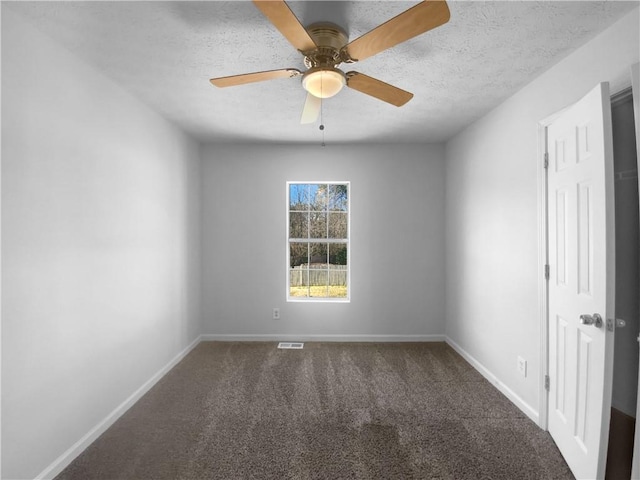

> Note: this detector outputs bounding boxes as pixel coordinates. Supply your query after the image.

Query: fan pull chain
[319,100,325,147]
[319,73,326,147]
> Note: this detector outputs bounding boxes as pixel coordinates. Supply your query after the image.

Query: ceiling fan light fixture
[302,68,346,99]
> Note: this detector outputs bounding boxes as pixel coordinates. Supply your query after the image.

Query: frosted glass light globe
[302,68,346,99]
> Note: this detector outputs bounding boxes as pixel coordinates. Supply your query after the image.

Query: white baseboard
[35,335,202,480]
[445,336,540,424]
[200,334,446,342]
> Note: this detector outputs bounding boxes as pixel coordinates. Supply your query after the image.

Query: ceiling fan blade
[210,68,301,88]
[346,72,413,107]
[300,92,321,124]
[344,1,450,62]
[253,0,317,52]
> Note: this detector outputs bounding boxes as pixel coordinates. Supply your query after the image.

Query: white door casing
[547,83,616,480]
[630,61,640,480]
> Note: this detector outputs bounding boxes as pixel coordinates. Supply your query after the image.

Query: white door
[547,83,616,480]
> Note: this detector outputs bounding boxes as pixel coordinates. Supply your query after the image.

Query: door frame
[630,61,640,480]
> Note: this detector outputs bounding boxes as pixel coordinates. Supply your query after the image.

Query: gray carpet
[56,342,574,479]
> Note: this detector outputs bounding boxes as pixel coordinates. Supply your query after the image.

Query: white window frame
[286,181,350,303]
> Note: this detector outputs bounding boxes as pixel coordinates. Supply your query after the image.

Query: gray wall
[1,10,202,479]
[201,144,446,339]
[445,8,639,417]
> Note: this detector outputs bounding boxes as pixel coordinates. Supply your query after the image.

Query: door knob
[580,313,603,328]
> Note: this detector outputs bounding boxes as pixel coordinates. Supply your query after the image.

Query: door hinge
[545,375,550,391]
[544,264,550,280]
[544,152,549,169]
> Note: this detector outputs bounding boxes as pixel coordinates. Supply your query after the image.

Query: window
[287,182,349,302]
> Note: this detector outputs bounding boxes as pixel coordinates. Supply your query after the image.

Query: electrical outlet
[273,308,280,320]
[517,356,527,377]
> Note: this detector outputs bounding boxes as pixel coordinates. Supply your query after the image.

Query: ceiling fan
[209,0,450,124]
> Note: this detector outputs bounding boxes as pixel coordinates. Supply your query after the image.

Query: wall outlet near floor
[517,356,527,377]
[273,308,280,320]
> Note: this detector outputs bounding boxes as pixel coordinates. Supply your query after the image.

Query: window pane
[289,212,308,238]
[329,184,348,211]
[329,243,347,298]
[311,184,328,211]
[309,243,328,265]
[328,285,347,298]
[290,242,308,268]
[290,184,310,211]
[328,212,347,239]
[329,243,347,266]
[309,269,328,297]
[309,212,327,239]
[289,267,309,297]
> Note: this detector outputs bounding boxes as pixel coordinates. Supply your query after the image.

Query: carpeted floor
[56,342,574,479]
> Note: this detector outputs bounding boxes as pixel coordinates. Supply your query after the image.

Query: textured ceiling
[6,1,638,144]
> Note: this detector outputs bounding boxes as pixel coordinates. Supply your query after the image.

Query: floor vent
[277,342,304,349]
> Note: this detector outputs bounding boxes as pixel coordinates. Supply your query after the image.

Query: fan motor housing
[304,22,348,69]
